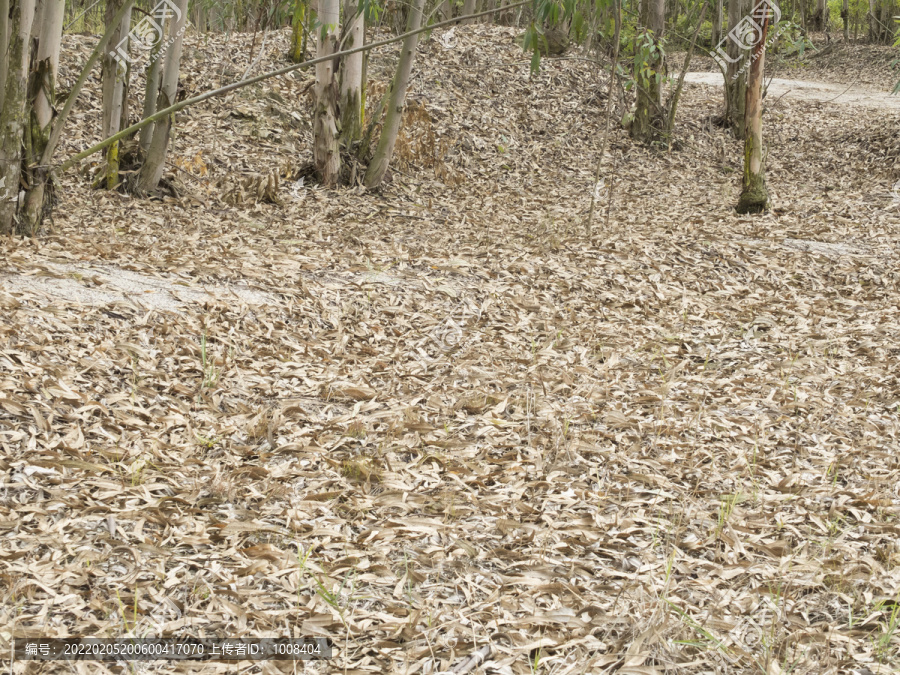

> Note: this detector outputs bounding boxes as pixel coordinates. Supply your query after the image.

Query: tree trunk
[630,0,665,143]
[723,0,747,138]
[339,0,364,146]
[313,0,340,185]
[363,0,425,188]
[0,0,35,235]
[290,0,307,63]
[0,0,10,112]
[811,0,826,29]
[712,0,723,46]
[139,35,166,153]
[842,0,849,39]
[20,0,63,233]
[878,0,893,42]
[102,0,133,189]
[462,0,476,23]
[736,8,769,214]
[30,0,62,130]
[135,0,188,193]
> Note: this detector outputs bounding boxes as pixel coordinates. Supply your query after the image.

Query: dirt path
[684,71,900,109]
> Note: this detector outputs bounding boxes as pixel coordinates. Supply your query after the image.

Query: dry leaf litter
[1,24,899,675]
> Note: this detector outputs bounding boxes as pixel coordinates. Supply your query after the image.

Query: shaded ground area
[1,25,900,675]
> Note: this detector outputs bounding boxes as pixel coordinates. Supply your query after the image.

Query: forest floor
[1,25,900,675]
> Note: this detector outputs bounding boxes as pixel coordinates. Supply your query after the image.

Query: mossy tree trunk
[0,0,35,235]
[101,0,133,189]
[630,0,665,143]
[21,0,64,234]
[339,0,364,146]
[736,9,769,214]
[0,0,10,112]
[363,0,425,188]
[313,0,340,185]
[290,0,308,63]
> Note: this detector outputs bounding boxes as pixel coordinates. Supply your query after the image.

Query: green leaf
[530,50,541,74]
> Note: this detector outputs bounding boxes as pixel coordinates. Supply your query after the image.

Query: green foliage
[768,20,814,57]
[632,29,667,87]
[521,0,588,73]
[674,14,713,49]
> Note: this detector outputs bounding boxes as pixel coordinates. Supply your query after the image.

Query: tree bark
[290,0,307,63]
[462,0,477,23]
[0,0,10,112]
[135,0,189,194]
[723,0,747,138]
[363,0,426,188]
[867,0,876,41]
[842,0,849,39]
[630,0,665,143]
[0,0,35,235]
[139,35,165,152]
[20,0,63,233]
[736,7,769,214]
[811,0,826,29]
[313,0,340,185]
[102,0,133,189]
[713,0,723,46]
[339,0,364,145]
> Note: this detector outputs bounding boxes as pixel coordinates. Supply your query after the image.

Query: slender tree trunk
[737,9,769,214]
[290,0,307,62]
[193,0,206,32]
[866,0,876,40]
[363,0,425,188]
[0,0,9,112]
[462,0,476,23]
[313,0,340,185]
[0,0,35,234]
[102,0,133,189]
[713,0,723,46]
[135,0,188,193]
[878,0,892,42]
[812,0,826,29]
[723,0,747,138]
[339,0,364,145]
[842,0,849,38]
[20,0,63,233]
[139,35,165,153]
[30,0,62,129]
[630,0,665,143]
